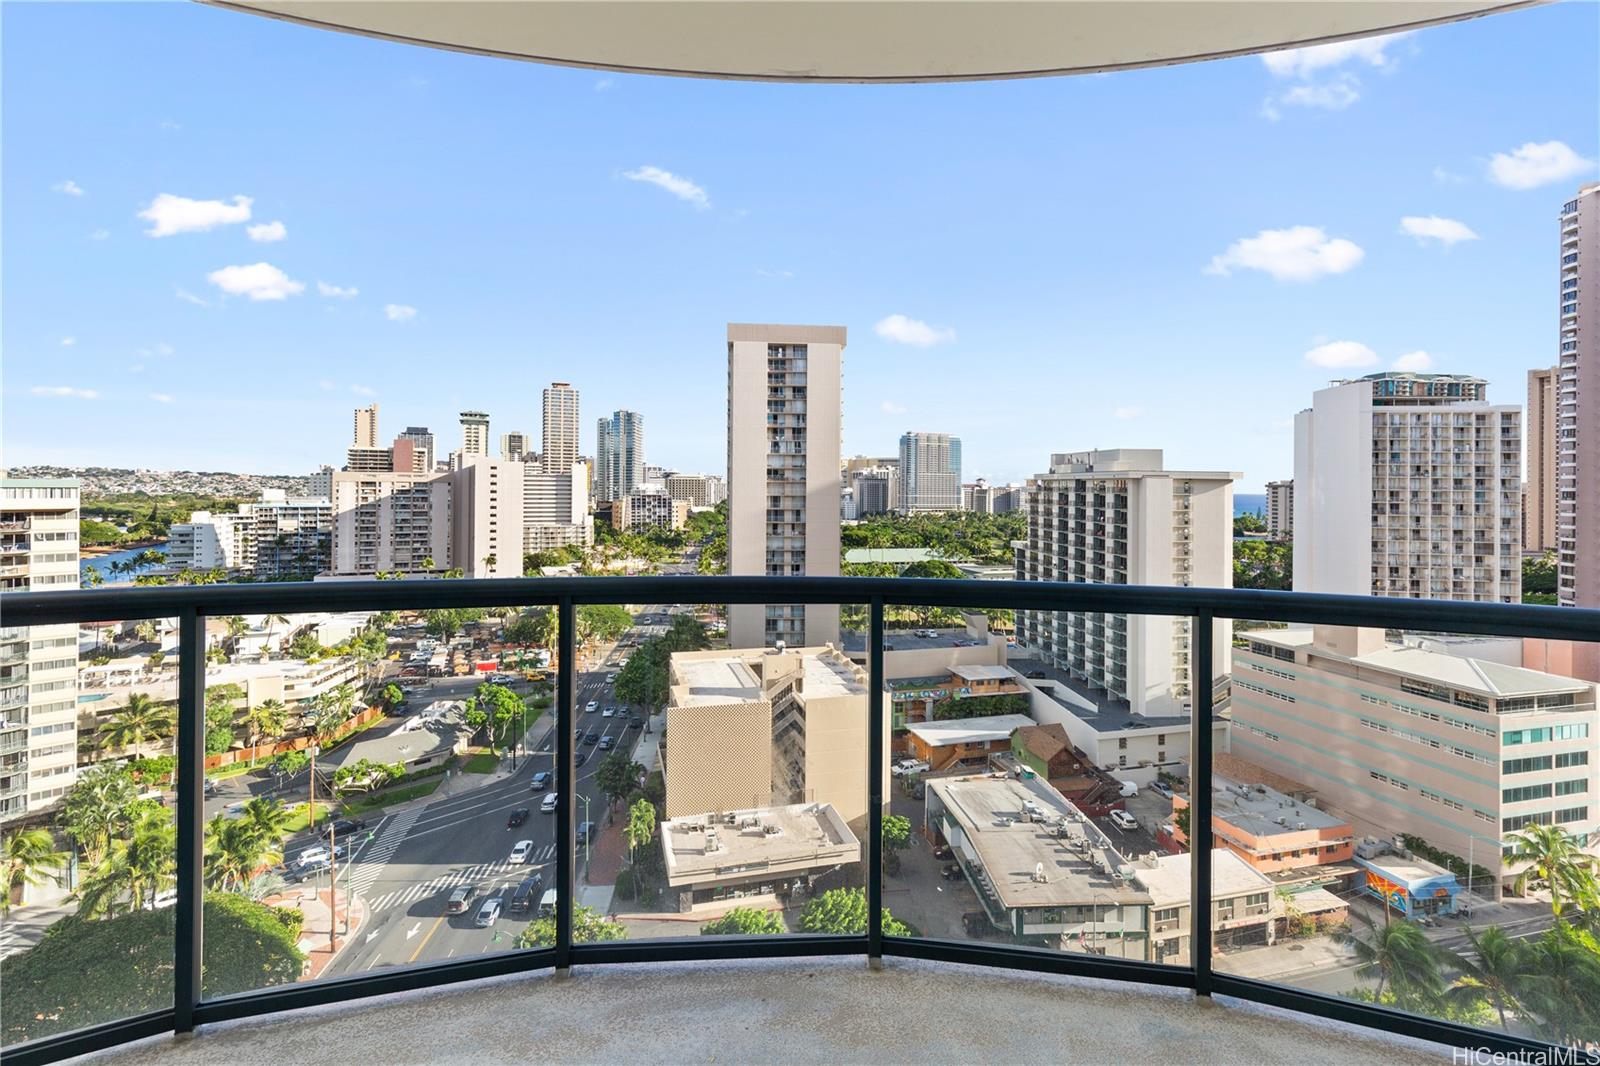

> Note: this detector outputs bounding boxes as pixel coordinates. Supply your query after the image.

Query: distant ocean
[1235,493,1266,517]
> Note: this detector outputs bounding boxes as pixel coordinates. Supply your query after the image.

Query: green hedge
[932,693,1030,720]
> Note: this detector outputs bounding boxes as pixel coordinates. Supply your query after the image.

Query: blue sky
[3,2,1597,492]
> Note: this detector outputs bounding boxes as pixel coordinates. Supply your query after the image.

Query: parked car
[628,715,643,728]
[940,863,964,881]
[446,884,478,913]
[576,821,595,845]
[932,844,954,861]
[1108,809,1139,831]
[891,759,930,778]
[540,793,559,814]
[602,706,616,718]
[606,674,617,683]
[1024,670,1047,679]
[327,818,368,837]
[529,771,552,791]
[510,875,544,913]
[474,898,503,928]
[1150,782,1173,799]
[538,888,558,917]
[295,842,346,865]
[507,808,530,829]
[509,839,534,864]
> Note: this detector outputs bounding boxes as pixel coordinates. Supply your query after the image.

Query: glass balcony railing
[1,576,1597,1066]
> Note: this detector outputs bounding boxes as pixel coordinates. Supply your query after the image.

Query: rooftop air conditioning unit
[1297,822,1307,830]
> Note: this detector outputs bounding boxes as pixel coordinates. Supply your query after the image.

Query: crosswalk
[363,846,555,913]
[344,808,421,897]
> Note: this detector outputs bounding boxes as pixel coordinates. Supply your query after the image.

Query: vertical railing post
[867,597,885,966]
[1189,609,1215,997]
[175,608,206,1032]
[555,597,575,974]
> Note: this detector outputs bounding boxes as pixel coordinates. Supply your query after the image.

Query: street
[318,607,666,977]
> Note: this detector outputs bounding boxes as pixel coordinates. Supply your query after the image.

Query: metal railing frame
[4,576,1599,1066]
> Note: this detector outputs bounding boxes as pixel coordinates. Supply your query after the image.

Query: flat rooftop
[1210,776,1348,837]
[1010,656,1198,734]
[951,664,1021,683]
[672,647,865,706]
[931,773,1149,909]
[1132,849,1270,908]
[841,627,988,653]
[906,713,1036,748]
[661,803,859,886]
[1241,628,1593,699]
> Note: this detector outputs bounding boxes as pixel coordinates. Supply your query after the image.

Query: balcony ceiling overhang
[207,0,1535,83]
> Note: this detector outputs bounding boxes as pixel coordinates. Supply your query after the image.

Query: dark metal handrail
[4,576,1598,1066]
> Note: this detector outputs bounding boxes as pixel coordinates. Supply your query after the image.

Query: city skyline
[4,3,1597,492]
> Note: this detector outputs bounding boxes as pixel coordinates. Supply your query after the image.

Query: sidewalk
[272,884,369,981]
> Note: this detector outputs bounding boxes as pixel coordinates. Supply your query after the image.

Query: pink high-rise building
[1557,183,1600,608]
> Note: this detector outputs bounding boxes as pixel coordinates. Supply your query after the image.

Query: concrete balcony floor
[79,956,1452,1065]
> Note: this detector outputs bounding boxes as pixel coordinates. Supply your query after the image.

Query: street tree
[517,904,626,948]
[624,796,657,862]
[62,763,142,867]
[700,907,785,935]
[2,829,68,915]
[799,888,916,937]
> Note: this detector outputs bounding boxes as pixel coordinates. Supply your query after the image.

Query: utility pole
[308,743,319,826]
[328,820,339,949]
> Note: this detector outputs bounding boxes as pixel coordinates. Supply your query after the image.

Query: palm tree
[133,619,159,645]
[1507,824,1598,917]
[75,811,176,917]
[2,829,68,915]
[98,692,173,757]
[239,796,294,842]
[1446,926,1528,1033]
[1334,913,1445,1007]
[83,564,104,588]
[61,765,140,867]
[262,613,291,658]
[314,683,357,736]
[204,814,283,890]
[1518,923,1600,1046]
[242,699,289,762]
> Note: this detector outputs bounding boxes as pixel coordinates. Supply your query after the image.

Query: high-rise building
[353,404,379,449]
[1293,372,1521,603]
[595,410,645,502]
[899,431,962,512]
[1265,479,1293,539]
[459,410,490,457]
[166,511,252,571]
[542,383,580,475]
[1557,183,1600,607]
[523,461,593,552]
[1,477,81,822]
[500,431,531,463]
[851,467,898,515]
[308,465,335,500]
[330,460,521,579]
[964,479,1028,514]
[727,323,844,648]
[345,446,393,473]
[397,426,436,473]
[390,436,428,474]
[248,490,333,578]
[1526,367,1558,553]
[665,473,726,508]
[612,489,689,532]
[1016,449,1236,715]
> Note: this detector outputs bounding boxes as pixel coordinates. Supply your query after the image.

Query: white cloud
[206,262,305,301]
[350,385,376,397]
[139,193,252,237]
[60,337,75,347]
[159,119,182,131]
[1304,340,1379,369]
[318,379,337,391]
[1432,166,1467,185]
[1206,226,1364,281]
[874,314,956,347]
[174,286,210,306]
[384,303,418,322]
[90,228,110,240]
[1487,141,1596,190]
[149,392,175,404]
[622,165,710,210]
[1399,215,1478,247]
[1113,406,1145,420]
[1262,76,1359,119]
[317,281,359,299]
[31,385,99,399]
[1393,350,1435,372]
[1261,33,1408,79]
[246,220,287,243]
[53,179,84,197]
[595,78,615,91]
[138,343,174,358]
[880,400,908,416]
[755,268,795,279]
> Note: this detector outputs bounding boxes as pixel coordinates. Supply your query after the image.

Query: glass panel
[588,599,871,942]
[197,604,555,993]
[873,602,1184,961]
[1,614,178,1048]
[1215,618,1600,1050]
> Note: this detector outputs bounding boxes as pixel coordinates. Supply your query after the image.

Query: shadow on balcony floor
[80,957,1451,1065]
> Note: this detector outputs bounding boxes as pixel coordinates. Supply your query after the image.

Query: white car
[585,701,599,714]
[474,897,503,928]
[540,793,558,814]
[1108,810,1139,832]
[890,759,930,778]
[602,707,615,718]
[509,839,534,864]
[606,673,617,683]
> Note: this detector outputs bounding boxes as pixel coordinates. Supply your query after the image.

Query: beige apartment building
[459,410,490,458]
[541,382,581,475]
[726,323,843,648]
[1556,184,1600,607]
[664,472,726,508]
[1265,479,1293,539]
[1293,371,1521,602]
[1526,367,1557,553]
[353,403,379,449]
[1231,626,1599,891]
[1,477,81,822]
[662,645,886,831]
[330,458,523,578]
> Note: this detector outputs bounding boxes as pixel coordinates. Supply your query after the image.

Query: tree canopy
[700,907,786,935]
[799,888,916,937]
[613,617,710,708]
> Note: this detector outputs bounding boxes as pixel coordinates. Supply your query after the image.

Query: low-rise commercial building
[904,714,1037,771]
[928,772,1150,955]
[1355,850,1463,917]
[1130,849,1279,964]
[1171,775,1355,875]
[660,802,859,913]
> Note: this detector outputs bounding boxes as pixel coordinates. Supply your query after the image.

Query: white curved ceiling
[208,1,1535,83]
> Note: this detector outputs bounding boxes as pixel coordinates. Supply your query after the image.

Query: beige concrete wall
[663,701,774,818]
